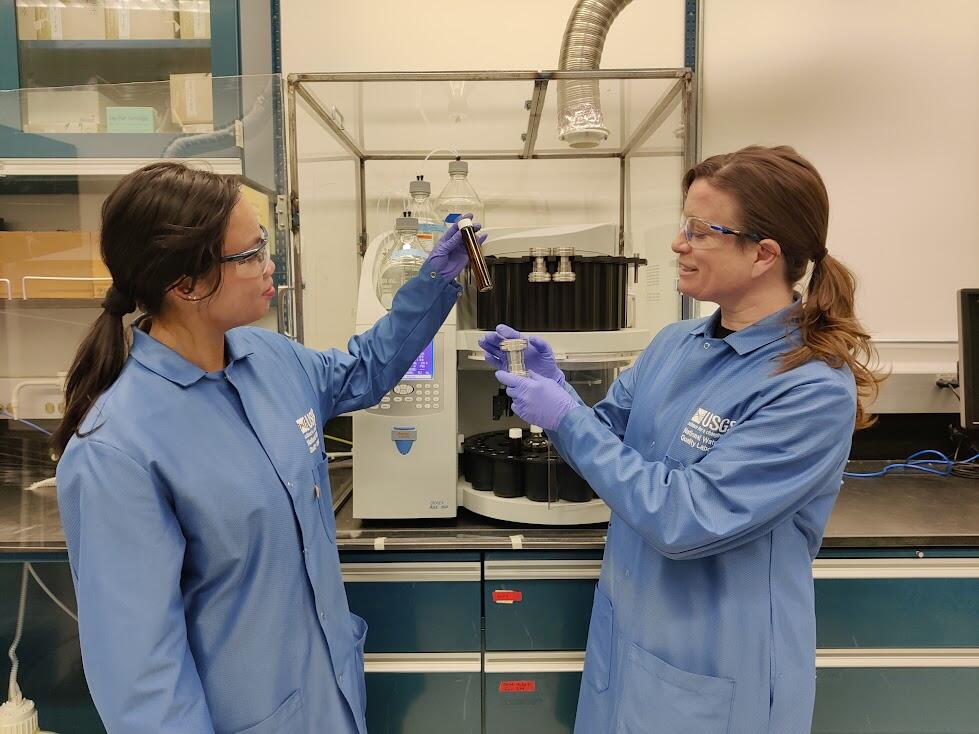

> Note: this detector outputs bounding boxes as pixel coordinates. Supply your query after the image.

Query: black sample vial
[456,216,493,292]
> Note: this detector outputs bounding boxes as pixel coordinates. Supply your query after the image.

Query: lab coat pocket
[617,644,734,734]
[583,585,614,693]
[312,457,336,542]
[229,689,303,734]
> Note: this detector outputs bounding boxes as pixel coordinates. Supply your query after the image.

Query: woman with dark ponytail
[55,161,481,734]
[482,146,884,733]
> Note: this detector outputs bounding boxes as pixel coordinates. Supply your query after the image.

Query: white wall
[701,0,978,342]
[283,0,979,397]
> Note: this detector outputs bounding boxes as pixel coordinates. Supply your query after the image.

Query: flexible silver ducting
[557,0,634,148]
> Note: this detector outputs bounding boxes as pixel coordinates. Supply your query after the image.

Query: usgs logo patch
[689,407,737,434]
[295,408,321,454]
[681,407,737,453]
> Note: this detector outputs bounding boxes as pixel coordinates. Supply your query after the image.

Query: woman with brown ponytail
[483,145,884,733]
[53,161,481,734]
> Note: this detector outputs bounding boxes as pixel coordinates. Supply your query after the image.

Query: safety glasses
[219,224,271,276]
[679,215,764,248]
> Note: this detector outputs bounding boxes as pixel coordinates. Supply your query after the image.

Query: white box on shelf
[25,88,110,131]
[16,5,37,41]
[36,1,107,41]
[105,1,178,40]
[178,0,210,39]
[170,72,213,125]
[23,121,101,134]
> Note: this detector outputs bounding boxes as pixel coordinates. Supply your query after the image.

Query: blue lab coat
[549,304,857,734]
[56,271,461,734]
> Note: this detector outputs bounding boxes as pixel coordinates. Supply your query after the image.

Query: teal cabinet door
[342,552,482,652]
[484,553,602,651]
[484,653,584,734]
[813,667,979,733]
[365,654,481,734]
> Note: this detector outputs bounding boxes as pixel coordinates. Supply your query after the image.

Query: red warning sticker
[492,589,523,604]
[499,680,537,693]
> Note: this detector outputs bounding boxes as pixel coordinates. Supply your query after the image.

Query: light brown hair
[682,145,885,429]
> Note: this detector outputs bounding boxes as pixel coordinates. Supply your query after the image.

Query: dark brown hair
[682,145,885,429]
[52,162,240,453]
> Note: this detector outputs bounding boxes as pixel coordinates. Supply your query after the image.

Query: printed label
[499,680,536,693]
[492,590,523,604]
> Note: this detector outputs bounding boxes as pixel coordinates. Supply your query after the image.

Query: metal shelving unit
[285,68,697,344]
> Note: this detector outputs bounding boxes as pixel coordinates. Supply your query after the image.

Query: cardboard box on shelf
[36,1,107,41]
[105,2,178,40]
[170,72,212,125]
[25,88,110,132]
[178,0,210,39]
[0,231,109,299]
[16,5,37,41]
[106,106,157,132]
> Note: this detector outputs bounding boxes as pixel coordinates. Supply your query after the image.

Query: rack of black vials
[462,431,595,503]
[475,254,646,331]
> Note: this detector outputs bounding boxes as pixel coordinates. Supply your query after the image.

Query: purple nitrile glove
[424,212,488,281]
[480,324,565,387]
[494,370,578,431]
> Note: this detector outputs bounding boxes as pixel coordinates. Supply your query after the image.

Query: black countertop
[332,464,979,550]
[1,432,977,554]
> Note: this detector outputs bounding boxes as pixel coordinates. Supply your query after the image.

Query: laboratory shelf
[0,298,104,310]
[19,39,210,52]
[0,156,241,177]
[0,131,241,160]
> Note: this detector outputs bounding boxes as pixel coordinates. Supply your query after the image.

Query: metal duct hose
[557,0,634,148]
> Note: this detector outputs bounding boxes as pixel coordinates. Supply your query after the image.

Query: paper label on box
[118,9,131,38]
[195,9,207,36]
[50,7,63,40]
[185,77,197,119]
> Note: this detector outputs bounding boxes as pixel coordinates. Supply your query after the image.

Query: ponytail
[684,146,887,431]
[52,307,132,454]
[777,253,886,430]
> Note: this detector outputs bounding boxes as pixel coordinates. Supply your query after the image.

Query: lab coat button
[320,612,325,620]
[704,342,711,349]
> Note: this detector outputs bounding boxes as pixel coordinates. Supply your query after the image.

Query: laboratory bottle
[408,175,445,251]
[375,213,428,310]
[508,427,524,455]
[522,425,550,454]
[435,159,484,226]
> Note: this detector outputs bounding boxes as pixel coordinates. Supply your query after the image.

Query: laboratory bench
[1,436,978,733]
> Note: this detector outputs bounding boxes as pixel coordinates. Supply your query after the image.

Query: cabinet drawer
[342,553,481,652]
[365,653,481,734]
[813,664,979,733]
[814,558,979,648]
[484,556,601,651]
[484,652,583,734]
